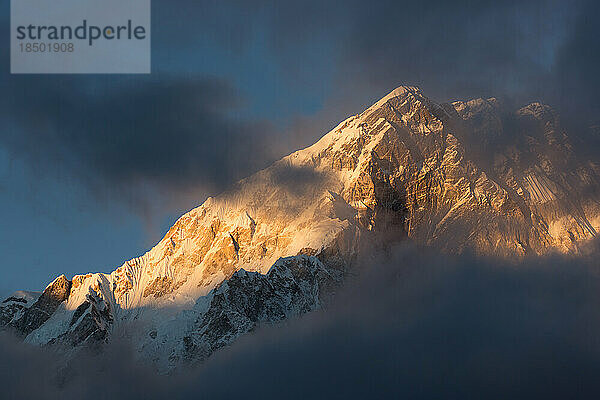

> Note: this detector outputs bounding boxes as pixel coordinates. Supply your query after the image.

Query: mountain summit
[2,86,599,370]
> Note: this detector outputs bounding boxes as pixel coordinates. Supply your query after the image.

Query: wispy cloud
[3,241,600,399]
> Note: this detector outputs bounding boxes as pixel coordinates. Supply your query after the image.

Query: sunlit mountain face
[3,1,600,398]
[2,86,599,373]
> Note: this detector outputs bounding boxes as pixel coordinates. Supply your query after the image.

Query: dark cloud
[2,0,599,216]
[552,0,600,152]
[1,74,274,191]
[0,29,280,216]
[268,164,328,196]
[333,0,559,97]
[265,0,600,136]
[3,5,600,395]
[0,1,281,215]
[182,243,600,400]
[3,242,600,399]
[555,0,600,104]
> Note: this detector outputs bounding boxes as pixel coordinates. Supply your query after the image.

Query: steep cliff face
[5,276,71,338]
[138,255,342,371]
[2,86,599,368]
[0,291,39,327]
[448,97,599,253]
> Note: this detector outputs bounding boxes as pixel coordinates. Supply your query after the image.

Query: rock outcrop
[6,275,71,338]
[2,86,598,369]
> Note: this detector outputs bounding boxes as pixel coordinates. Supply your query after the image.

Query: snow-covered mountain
[2,86,599,370]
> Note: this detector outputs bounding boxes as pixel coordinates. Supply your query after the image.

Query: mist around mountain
[3,241,600,400]
[2,86,600,398]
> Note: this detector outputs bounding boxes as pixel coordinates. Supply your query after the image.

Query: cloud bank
[3,242,600,399]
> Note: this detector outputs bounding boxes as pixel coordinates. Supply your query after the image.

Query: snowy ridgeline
[2,85,599,369]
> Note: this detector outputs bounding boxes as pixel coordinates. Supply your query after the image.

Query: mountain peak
[2,86,599,370]
[45,274,69,289]
[383,85,422,99]
[367,85,424,112]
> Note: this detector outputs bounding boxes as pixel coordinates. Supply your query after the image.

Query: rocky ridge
[2,86,598,369]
